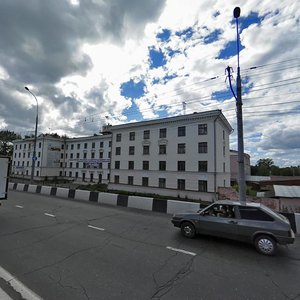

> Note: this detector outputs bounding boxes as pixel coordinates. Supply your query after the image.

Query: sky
[0,0,299,167]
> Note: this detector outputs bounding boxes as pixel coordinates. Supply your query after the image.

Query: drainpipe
[213,114,220,202]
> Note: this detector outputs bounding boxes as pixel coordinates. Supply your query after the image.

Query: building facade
[106,110,232,202]
[12,110,233,201]
[230,150,251,184]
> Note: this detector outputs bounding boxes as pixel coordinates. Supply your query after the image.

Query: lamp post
[25,87,39,183]
[233,7,246,205]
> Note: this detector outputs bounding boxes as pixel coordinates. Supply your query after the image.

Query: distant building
[230,150,251,183]
[12,110,233,202]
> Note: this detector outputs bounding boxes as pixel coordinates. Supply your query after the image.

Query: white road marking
[88,225,105,231]
[0,265,43,300]
[166,246,197,256]
[0,287,12,300]
[44,213,55,218]
[15,205,23,209]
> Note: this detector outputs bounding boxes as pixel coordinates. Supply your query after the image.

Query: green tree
[0,130,21,156]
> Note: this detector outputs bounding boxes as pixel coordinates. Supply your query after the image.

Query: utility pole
[25,87,39,183]
[226,7,246,205]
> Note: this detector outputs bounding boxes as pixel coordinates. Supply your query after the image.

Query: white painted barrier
[16,183,25,191]
[28,184,37,193]
[41,186,52,195]
[167,200,200,215]
[128,195,153,211]
[75,189,90,201]
[98,192,118,206]
[56,187,69,198]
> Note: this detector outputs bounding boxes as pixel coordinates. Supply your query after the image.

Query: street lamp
[25,86,39,183]
[233,7,246,205]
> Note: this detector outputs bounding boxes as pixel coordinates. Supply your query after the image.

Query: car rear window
[239,207,274,221]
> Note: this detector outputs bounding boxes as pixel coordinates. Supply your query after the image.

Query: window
[83,153,87,159]
[159,128,167,138]
[114,175,119,184]
[84,143,88,149]
[39,142,42,148]
[38,152,41,158]
[109,141,112,147]
[239,207,274,221]
[61,144,64,150]
[223,162,226,172]
[143,130,150,139]
[198,124,207,135]
[198,161,208,172]
[178,126,186,137]
[128,176,134,185]
[159,178,166,188]
[116,147,121,155]
[159,145,166,154]
[99,163,102,169]
[178,143,186,154]
[177,179,185,190]
[15,145,17,150]
[28,152,30,158]
[198,180,207,192]
[92,142,95,148]
[143,145,150,155]
[178,161,185,171]
[77,144,80,149]
[83,163,86,168]
[23,152,25,158]
[91,152,95,158]
[99,152,103,158]
[27,161,29,166]
[20,144,22,149]
[70,153,73,159]
[24,144,26,149]
[115,161,120,169]
[70,162,73,168]
[223,146,226,156]
[75,172,78,178]
[37,161,40,167]
[129,146,135,155]
[129,132,135,141]
[159,161,166,171]
[100,141,104,148]
[143,161,149,170]
[71,144,74,150]
[142,177,149,186]
[116,133,122,142]
[198,142,208,153]
[108,151,111,158]
[128,161,134,170]
[66,153,68,159]
[69,171,72,177]
[76,153,80,158]
[76,162,79,168]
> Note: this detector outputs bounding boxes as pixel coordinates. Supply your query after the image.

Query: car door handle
[228,220,238,224]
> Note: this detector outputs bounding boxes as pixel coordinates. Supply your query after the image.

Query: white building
[12,110,233,201]
[105,110,233,202]
[12,134,112,183]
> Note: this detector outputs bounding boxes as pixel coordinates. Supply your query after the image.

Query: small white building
[105,110,233,202]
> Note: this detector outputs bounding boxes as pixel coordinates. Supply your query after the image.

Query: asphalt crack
[151,255,195,299]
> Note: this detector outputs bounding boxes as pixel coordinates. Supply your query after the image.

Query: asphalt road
[0,191,299,300]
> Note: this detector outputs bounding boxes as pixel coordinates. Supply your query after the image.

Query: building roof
[273,185,300,198]
[104,110,233,133]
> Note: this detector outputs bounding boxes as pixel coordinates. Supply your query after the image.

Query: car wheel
[181,222,196,238]
[254,235,277,256]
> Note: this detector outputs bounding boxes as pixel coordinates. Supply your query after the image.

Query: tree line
[251,158,300,176]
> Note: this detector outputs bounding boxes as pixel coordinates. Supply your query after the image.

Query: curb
[8,182,299,233]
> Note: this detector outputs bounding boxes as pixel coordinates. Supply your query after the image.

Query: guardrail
[8,182,299,233]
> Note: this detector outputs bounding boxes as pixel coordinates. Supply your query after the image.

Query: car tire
[181,222,196,238]
[254,235,277,256]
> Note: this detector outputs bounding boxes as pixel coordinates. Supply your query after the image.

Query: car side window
[204,204,235,218]
[239,207,274,221]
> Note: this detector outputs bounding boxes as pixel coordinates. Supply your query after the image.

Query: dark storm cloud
[0,0,165,85]
[0,0,165,133]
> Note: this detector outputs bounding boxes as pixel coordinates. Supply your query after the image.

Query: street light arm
[25,87,39,115]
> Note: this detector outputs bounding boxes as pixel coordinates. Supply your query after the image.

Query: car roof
[214,200,262,208]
